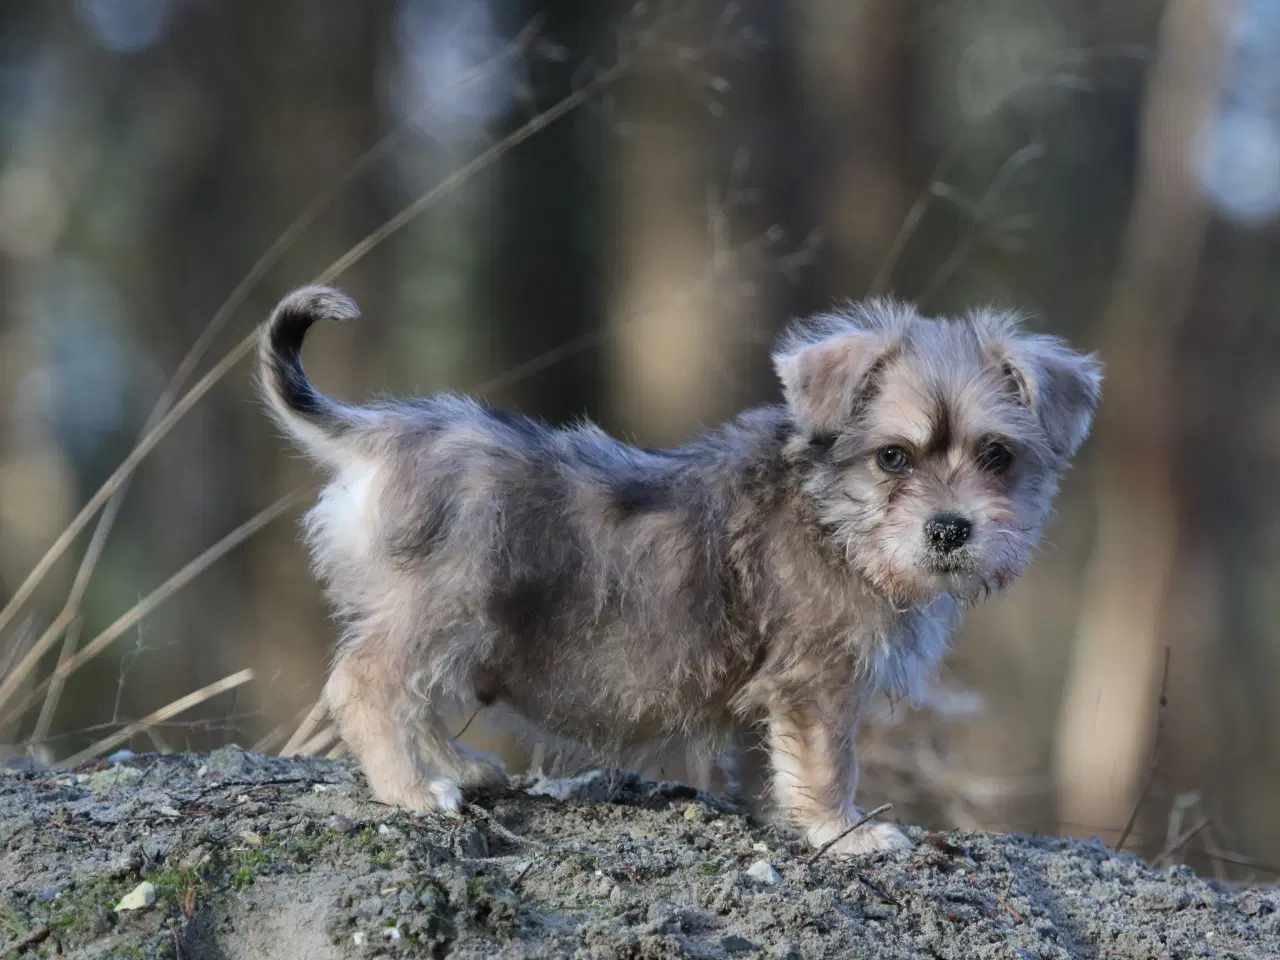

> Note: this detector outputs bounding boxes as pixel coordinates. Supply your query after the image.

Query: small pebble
[37,882,72,903]
[110,849,143,878]
[745,860,780,886]
[328,815,355,834]
[1237,893,1263,917]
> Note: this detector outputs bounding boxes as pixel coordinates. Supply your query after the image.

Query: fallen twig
[464,803,548,850]
[1153,817,1211,868]
[4,922,50,955]
[806,803,895,864]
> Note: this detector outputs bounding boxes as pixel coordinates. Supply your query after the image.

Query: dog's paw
[372,776,464,814]
[426,776,464,812]
[807,818,913,856]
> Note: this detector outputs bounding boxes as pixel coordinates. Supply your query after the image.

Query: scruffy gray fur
[258,286,1102,855]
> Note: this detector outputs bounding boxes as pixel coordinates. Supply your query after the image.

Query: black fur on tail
[258,285,360,440]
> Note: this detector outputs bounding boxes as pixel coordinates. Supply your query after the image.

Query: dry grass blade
[916,141,1044,306]
[58,668,255,769]
[868,144,961,297]
[4,25,539,704]
[868,44,1144,300]
[0,333,265,665]
[0,492,301,726]
[1152,817,1211,868]
[297,726,339,758]
[0,618,37,691]
[250,724,290,756]
[1114,646,1171,852]
[159,16,534,401]
[0,30,630,660]
[30,615,82,745]
[314,58,631,287]
[280,698,327,757]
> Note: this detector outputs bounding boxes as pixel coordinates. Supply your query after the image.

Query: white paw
[427,777,463,813]
[371,776,463,814]
[807,818,913,856]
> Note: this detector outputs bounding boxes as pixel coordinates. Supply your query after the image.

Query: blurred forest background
[2,0,1279,881]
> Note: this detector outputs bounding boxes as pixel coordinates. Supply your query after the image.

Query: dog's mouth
[924,552,1024,603]
[924,552,979,576]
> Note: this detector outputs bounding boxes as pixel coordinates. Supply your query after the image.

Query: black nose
[925,514,972,553]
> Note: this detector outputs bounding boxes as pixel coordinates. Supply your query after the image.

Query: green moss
[150,869,196,905]
[232,849,270,872]
[105,943,151,960]
[285,828,343,862]
[45,875,132,943]
[461,873,518,937]
[698,861,719,876]
[0,902,27,938]
[348,825,399,869]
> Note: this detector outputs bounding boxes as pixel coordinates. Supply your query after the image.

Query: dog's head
[774,300,1102,606]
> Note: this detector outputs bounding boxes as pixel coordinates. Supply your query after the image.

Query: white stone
[745,860,780,886]
[114,881,156,912]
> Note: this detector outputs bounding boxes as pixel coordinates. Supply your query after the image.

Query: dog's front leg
[765,697,910,855]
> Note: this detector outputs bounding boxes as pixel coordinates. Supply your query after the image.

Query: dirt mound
[1,747,1276,958]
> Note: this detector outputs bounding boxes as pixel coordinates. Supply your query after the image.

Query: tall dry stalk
[0,11,656,758]
[1054,0,1235,839]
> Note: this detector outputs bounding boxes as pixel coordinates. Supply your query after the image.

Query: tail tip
[275,285,361,325]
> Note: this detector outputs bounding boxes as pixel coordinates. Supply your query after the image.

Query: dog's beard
[841,520,1035,609]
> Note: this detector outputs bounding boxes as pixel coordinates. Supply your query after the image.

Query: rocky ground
[1,747,1277,959]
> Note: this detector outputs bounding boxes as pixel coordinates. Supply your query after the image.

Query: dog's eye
[875,445,911,474]
[979,441,1014,475]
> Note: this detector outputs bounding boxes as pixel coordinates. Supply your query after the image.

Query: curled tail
[257,285,362,457]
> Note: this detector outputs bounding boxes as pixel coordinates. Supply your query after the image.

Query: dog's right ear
[773,313,893,440]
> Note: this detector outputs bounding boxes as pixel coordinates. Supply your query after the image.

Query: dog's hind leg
[325,643,506,813]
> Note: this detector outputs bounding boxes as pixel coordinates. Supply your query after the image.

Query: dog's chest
[767,547,956,702]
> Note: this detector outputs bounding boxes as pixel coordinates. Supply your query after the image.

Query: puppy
[258,287,1101,855]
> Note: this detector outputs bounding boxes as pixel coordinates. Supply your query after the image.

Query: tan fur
[258,288,1102,855]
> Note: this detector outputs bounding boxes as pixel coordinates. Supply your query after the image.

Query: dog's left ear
[982,315,1103,459]
[773,323,890,440]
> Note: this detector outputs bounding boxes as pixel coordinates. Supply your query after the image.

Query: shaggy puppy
[258,287,1101,855]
